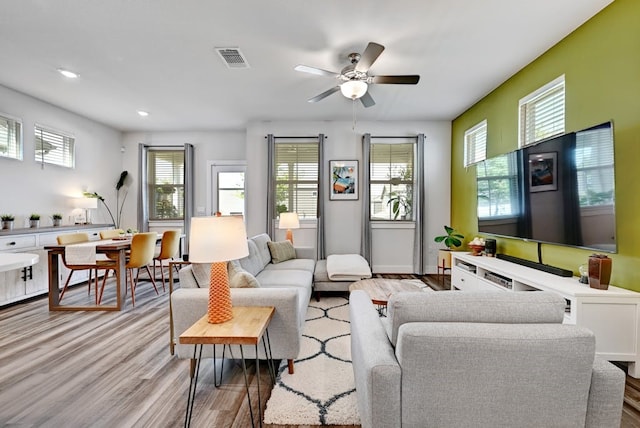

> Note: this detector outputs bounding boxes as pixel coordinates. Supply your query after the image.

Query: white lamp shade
[189,216,249,263]
[75,197,97,209]
[340,80,368,99]
[278,212,300,230]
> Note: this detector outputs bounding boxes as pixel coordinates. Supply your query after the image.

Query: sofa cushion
[228,261,260,288]
[191,263,211,287]
[267,240,296,264]
[250,233,273,270]
[256,269,312,289]
[263,257,316,273]
[385,290,566,346]
[239,239,264,277]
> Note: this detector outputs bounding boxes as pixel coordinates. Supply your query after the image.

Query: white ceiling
[0,0,612,132]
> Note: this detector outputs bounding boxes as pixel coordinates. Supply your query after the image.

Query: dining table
[44,239,131,311]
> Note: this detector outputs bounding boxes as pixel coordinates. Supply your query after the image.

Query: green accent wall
[451,0,640,291]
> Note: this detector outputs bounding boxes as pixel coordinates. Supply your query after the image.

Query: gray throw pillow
[267,240,296,264]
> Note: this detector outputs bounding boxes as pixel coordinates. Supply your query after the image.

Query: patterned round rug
[263,296,360,425]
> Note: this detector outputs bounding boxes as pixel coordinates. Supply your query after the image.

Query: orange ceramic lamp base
[207,261,233,324]
[285,229,294,244]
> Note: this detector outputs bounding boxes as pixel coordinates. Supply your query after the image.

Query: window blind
[147,150,185,220]
[464,120,487,166]
[575,126,615,207]
[274,142,318,218]
[34,124,74,168]
[0,114,22,160]
[519,76,565,147]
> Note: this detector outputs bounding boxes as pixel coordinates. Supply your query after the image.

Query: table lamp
[189,216,249,323]
[279,212,300,244]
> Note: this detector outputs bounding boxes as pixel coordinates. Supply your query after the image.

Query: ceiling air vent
[215,47,249,69]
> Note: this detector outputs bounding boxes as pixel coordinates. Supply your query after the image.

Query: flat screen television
[476,121,616,253]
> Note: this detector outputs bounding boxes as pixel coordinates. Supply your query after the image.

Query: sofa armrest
[349,290,401,428]
[171,287,303,360]
[177,265,200,289]
[294,246,315,260]
[586,357,625,428]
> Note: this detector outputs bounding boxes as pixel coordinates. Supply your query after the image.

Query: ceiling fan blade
[294,64,340,78]
[308,86,340,103]
[371,75,420,84]
[360,91,375,108]
[355,42,385,73]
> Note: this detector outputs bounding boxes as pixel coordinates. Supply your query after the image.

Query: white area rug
[263,296,360,426]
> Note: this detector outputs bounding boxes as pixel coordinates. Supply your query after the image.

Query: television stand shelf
[451,252,640,378]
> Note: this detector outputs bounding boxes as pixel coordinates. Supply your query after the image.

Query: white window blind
[519,75,565,147]
[0,113,22,160]
[369,142,414,220]
[274,142,318,218]
[147,150,185,220]
[34,124,74,168]
[464,120,487,166]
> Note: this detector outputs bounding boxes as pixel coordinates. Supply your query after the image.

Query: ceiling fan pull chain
[352,99,357,131]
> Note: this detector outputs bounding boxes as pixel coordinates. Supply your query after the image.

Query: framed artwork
[330,160,358,200]
[529,152,558,192]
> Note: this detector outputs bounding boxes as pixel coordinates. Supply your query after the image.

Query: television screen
[477,121,616,252]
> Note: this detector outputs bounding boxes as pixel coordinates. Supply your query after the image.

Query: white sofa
[171,233,315,374]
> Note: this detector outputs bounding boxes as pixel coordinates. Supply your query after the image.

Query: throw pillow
[227,260,260,288]
[191,263,211,287]
[267,240,296,264]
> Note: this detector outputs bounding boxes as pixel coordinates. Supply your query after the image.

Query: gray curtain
[361,134,372,263]
[317,134,326,260]
[183,143,195,252]
[266,134,276,239]
[413,134,425,274]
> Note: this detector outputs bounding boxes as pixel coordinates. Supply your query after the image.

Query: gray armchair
[349,290,625,428]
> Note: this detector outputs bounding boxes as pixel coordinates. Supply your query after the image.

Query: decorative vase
[2,220,14,230]
[588,254,612,290]
[29,220,39,228]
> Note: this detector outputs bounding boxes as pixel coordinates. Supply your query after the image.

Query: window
[147,150,184,220]
[34,124,74,168]
[464,120,487,166]
[217,171,245,215]
[370,142,414,220]
[575,125,615,208]
[476,151,520,218]
[0,113,22,160]
[274,142,318,219]
[519,75,565,147]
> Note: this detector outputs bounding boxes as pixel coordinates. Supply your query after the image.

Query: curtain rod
[264,136,327,139]
[368,135,419,139]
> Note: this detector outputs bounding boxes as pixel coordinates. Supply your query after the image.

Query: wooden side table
[179,306,276,428]
[168,259,191,355]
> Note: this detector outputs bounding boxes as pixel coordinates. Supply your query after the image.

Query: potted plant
[1,214,14,230]
[29,213,41,228]
[387,193,412,220]
[52,213,63,227]
[434,225,465,271]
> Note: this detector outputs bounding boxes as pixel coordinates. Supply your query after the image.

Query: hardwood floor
[0,274,638,427]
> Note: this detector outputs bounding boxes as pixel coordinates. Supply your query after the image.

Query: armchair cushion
[267,240,296,264]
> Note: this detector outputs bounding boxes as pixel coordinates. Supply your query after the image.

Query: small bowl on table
[469,244,485,256]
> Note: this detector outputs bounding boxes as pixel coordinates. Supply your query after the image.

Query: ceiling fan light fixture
[340,80,368,100]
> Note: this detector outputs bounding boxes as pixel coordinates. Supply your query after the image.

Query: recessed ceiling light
[57,68,79,79]
[137,110,149,117]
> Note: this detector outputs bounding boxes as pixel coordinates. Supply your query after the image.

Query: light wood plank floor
[0,274,638,427]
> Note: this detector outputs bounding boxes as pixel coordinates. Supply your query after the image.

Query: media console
[451,252,640,378]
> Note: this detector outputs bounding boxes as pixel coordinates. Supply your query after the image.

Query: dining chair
[124,232,159,307]
[56,232,111,303]
[99,229,124,240]
[152,230,181,292]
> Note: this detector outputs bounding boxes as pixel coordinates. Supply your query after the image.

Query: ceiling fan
[294,42,420,108]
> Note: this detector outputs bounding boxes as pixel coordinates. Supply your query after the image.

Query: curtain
[266,134,276,239]
[317,134,326,260]
[361,134,372,263]
[413,134,425,274]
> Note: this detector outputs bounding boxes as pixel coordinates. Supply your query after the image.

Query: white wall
[246,120,452,273]
[0,84,122,227]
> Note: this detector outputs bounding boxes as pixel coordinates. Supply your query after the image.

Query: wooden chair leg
[144,265,159,295]
[58,271,75,302]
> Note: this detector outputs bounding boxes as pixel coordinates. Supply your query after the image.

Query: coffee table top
[349,278,426,305]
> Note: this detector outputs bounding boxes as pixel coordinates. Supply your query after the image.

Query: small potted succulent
[1,214,15,230]
[52,213,63,227]
[29,213,41,228]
